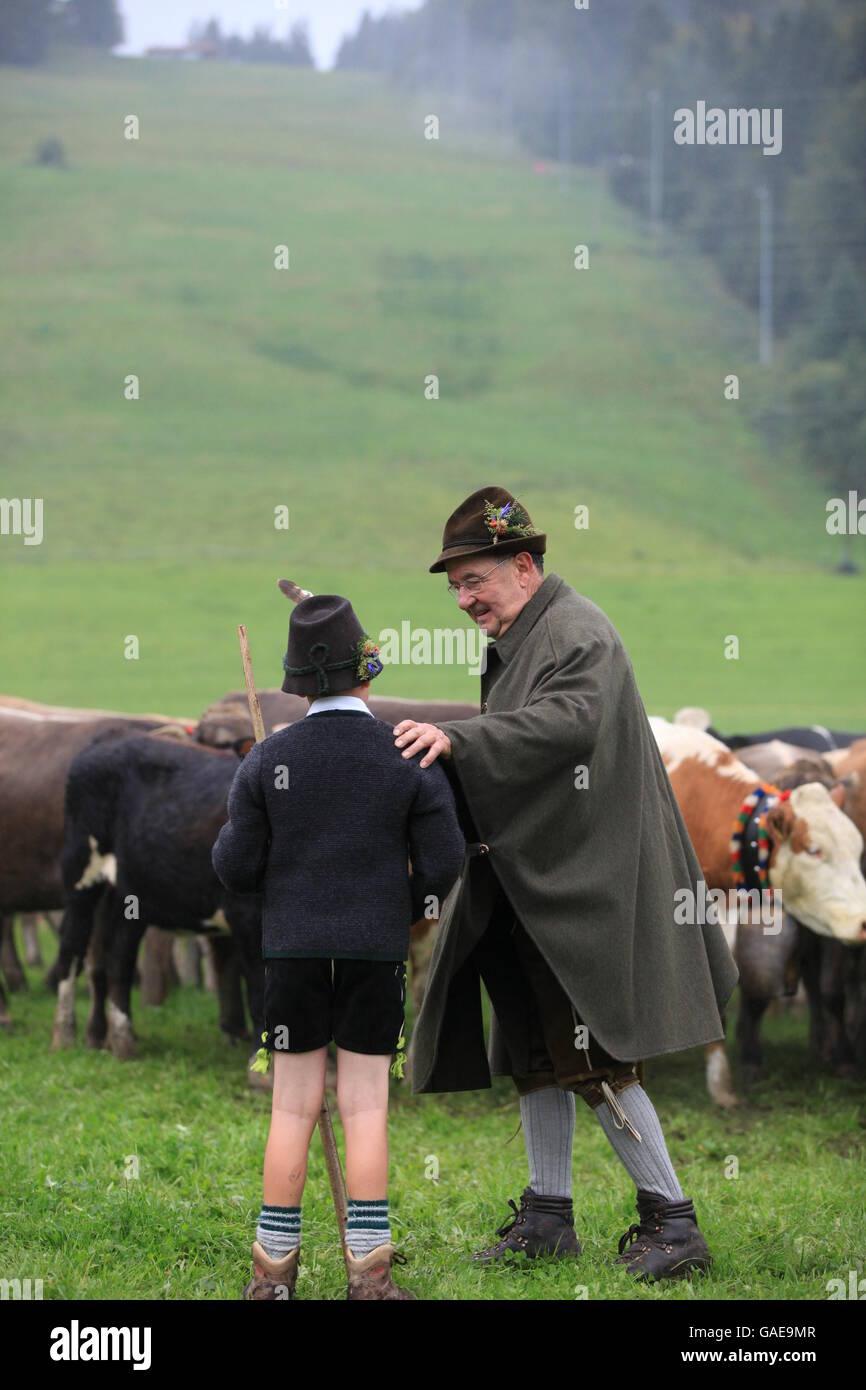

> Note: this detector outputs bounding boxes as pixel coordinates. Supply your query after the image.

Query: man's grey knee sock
[593,1084,683,1202]
[520,1086,575,1199]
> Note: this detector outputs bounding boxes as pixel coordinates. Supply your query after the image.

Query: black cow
[715,725,865,754]
[50,731,263,1066]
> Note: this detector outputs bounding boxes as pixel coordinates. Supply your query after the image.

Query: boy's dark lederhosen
[472,857,641,1109]
[263,958,407,1056]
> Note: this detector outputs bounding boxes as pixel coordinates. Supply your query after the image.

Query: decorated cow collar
[729,784,791,893]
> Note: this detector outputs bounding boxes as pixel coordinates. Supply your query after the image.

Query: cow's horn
[674,706,712,730]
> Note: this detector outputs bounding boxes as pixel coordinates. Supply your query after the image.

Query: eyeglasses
[446,557,511,597]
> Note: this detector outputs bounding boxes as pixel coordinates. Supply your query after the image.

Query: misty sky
[116,0,421,70]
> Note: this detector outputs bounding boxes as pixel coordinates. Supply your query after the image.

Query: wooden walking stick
[237,623,349,1253]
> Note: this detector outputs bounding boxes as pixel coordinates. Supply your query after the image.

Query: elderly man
[392,486,738,1282]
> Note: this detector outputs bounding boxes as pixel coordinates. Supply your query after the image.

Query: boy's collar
[305,694,374,717]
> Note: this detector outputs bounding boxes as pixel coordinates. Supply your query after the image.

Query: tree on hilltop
[0,0,54,65]
[63,0,123,48]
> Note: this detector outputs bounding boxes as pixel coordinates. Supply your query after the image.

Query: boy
[212,594,465,1300]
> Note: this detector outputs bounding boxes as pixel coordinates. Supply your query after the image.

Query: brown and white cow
[769,759,866,1079]
[649,717,866,1106]
[713,744,865,1082]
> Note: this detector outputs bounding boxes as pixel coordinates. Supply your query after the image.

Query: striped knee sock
[345,1198,391,1257]
[256,1204,301,1259]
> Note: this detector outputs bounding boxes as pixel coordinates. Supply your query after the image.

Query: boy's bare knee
[338,1094,388,1123]
[271,1047,327,1115]
[272,1092,323,1120]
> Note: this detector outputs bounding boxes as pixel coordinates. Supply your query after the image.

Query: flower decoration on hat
[482,497,538,545]
[354,635,383,682]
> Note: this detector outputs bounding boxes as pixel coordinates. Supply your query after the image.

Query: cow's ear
[766,801,794,841]
[234,736,256,759]
[829,781,847,808]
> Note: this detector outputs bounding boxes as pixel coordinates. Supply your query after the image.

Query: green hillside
[1,53,862,726]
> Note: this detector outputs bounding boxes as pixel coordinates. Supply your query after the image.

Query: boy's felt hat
[281,594,383,697]
[428,486,546,573]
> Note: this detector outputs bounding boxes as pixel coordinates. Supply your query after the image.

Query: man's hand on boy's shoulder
[393,720,452,769]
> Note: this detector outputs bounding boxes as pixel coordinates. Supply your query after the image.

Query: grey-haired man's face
[445,552,541,640]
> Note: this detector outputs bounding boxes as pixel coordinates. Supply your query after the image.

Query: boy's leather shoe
[613,1189,713,1282]
[472,1186,581,1263]
[345,1243,416,1300]
[242,1241,299,1300]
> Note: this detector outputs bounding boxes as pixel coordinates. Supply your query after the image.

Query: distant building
[145,42,218,61]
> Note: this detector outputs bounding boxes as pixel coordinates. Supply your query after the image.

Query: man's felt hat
[428,486,546,574]
[281,594,383,697]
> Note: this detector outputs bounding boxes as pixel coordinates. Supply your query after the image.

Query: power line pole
[757,184,773,365]
[649,88,663,242]
[454,8,468,113]
[500,42,514,154]
[501,0,516,153]
[558,71,572,194]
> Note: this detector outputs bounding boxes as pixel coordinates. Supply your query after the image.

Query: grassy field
[2,922,864,1302]
[1,53,864,1305]
[0,53,863,726]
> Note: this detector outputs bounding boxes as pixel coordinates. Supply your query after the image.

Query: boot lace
[617,1214,671,1259]
[495,1197,524,1239]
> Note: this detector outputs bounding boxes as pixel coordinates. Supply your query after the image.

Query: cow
[713,740,832,786]
[0,694,262,1032]
[823,739,866,1067]
[732,753,866,1082]
[0,697,193,917]
[50,731,264,1066]
[649,718,866,1107]
[0,698,192,1024]
[18,911,62,968]
[826,739,866,868]
[673,706,865,753]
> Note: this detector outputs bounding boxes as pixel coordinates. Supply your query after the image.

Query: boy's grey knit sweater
[211,711,466,960]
